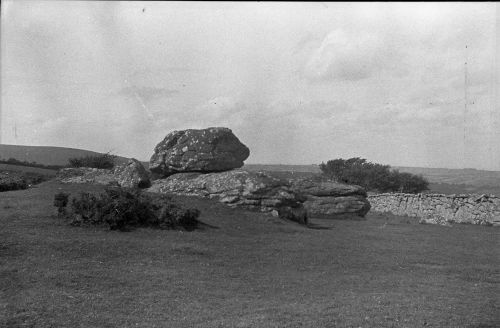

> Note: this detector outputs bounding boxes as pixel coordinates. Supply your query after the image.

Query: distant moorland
[0,144,131,166]
[245,164,500,196]
[1,145,499,196]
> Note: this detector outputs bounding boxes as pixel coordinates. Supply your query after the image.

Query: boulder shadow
[305,221,332,230]
[195,221,220,230]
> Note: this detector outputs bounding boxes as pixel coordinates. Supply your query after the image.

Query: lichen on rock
[149,127,250,177]
[147,169,305,213]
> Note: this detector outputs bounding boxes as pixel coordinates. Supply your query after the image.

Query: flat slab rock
[149,127,250,177]
[146,170,305,212]
[290,178,370,218]
[303,195,371,218]
[290,179,367,197]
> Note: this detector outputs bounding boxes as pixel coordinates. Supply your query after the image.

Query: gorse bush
[53,192,70,215]
[319,157,429,194]
[0,171,50,192]
[68,152,116,169]
[0,172,28,192]
[56,187,200,231]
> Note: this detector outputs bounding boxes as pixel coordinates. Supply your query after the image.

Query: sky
[1,2,499,170]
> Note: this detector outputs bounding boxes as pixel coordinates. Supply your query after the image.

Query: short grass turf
[1,181,499,328]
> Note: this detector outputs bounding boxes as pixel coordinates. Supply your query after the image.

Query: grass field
[1,181,499,327]
[0,164,58,176]
[0,144,134,167]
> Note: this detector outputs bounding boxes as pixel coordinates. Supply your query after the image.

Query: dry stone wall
[368,193,500,226]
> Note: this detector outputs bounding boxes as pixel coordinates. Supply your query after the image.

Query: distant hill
[395,166,500,186]
[245,164,500,185]
[0,163,58,176]
[244,164,500,196]
[0,144,133,167]
[395,166,500,196]
[244,164,321,173]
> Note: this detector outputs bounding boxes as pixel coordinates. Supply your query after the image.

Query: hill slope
[395,166,500,186]
[0,144,132,166]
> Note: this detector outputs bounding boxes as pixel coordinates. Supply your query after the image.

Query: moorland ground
[1,181,499,328]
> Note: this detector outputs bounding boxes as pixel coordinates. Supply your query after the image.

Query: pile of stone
[290,178,370,219]
[56,126,373,224]
[147,127,307,224]
[147,170,307,222]
[56,158,150,189]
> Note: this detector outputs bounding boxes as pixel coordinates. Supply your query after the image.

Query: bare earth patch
[1,181,499,327]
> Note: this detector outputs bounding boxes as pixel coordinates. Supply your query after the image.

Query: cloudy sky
[1,2,499,170]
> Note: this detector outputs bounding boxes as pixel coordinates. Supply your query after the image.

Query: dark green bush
[0,171,50,192]
[0,173,28,192]
[319,157,429,194]
[53,192,70,214]
[22,172,51,185]
[57,187,200,231]
[68,152,116,169]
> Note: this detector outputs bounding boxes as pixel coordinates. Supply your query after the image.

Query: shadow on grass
[196,221,220,230]
[306,222,332,230]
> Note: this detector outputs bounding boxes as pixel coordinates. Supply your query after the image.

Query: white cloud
[304,29,395,81]
[1,2,498,169]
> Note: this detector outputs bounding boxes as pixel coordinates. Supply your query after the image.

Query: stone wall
[368,193,500,226]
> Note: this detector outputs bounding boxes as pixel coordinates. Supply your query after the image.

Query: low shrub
[0,171,50,192]
[55,187,200,231]
[53,192,70,215]
[319,157,429,194]
[22,172,51,185]
[0,173,28,192]
[68,152,116,169]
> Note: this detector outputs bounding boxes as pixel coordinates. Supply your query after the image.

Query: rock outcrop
[56,159,150,189]
[55,126,312,225]
[290,178,370,219]
[147,170,307,220]
[56,167,117,186]
[149,127,250,177]
[368,193,500,226]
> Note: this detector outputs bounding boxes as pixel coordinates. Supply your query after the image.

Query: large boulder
[149,127,250,177]
[290,178,370,219]
[147,170,308,223]
[113,159,151,188]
